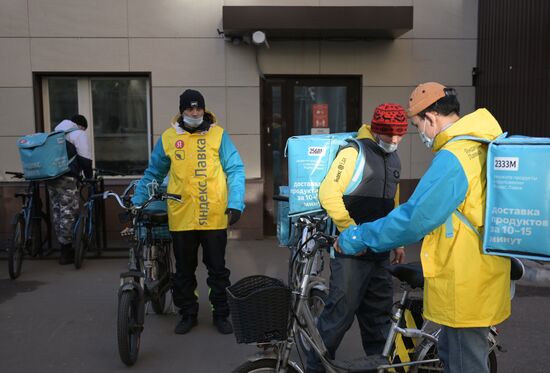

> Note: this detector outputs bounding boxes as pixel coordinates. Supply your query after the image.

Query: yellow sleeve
[319,147,358,232]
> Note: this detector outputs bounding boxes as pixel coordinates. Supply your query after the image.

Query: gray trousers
[46,175,79,245]
[438,326,490,373]
[306,256,393,373]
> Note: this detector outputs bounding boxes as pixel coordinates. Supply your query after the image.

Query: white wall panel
[31,38,129,71]
[226,44,259,87]
[0,0,29,37]
[0,137,24,179]
[0,39,31,87]
[28,0,127,37]
[401,0,477,39]
[130,38,225,87]
[0,88,35,136]
[321,39,476,87]
[226,87,260,134]
[129,0,223,37]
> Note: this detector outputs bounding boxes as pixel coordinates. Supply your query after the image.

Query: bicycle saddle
[387,263,424,289]
[141,210,168,225]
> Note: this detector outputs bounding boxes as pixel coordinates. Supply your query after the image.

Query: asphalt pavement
[1,239,549,373]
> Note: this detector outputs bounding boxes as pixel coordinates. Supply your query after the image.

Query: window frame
[34,72,153,179]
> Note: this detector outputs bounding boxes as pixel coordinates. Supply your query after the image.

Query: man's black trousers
[171,229,230,318]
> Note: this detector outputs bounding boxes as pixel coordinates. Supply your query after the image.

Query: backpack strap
[63,127,80,164]
[343,138,366,195]
[444,133,507,239]
[453,209,482,239]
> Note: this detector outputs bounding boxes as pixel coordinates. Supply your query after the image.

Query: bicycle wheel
[296,288,327,354]
[231,358,300,373]
[8,214,25,279]
[74,214,88,269]
[117,290,142,366]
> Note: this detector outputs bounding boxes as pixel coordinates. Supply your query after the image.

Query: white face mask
[377,138,398,153]
[183,115,203,128]
[418,119,434,149]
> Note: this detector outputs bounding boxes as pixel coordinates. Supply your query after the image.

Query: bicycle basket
[227,275,291,344]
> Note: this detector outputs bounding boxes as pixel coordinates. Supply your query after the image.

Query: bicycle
[98,186,181,366]
[228,229,511,373]
[5,171,52,279]
[73,169,108,269]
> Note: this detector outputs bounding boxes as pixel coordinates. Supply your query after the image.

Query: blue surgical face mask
[418,119,434,149]
[377,138,398,153]
[183,115,204,128]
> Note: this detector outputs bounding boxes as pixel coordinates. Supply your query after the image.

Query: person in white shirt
[46,114,93,265]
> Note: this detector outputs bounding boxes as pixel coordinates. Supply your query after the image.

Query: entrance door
[261,75,362,235]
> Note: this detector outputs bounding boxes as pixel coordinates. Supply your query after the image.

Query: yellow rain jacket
[132,111,245,231]
[339,109,511,327]
[319,124,400,233]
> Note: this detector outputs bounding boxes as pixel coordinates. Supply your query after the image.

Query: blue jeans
[306,256,392,373]
[438,326,490,373]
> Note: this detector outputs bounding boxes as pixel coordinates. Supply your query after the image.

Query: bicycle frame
[245,234,441,373]
[8,172,49,253]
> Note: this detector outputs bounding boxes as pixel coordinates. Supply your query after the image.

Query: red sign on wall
[312,104,329,128]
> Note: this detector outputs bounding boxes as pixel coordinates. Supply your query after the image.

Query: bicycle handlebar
[98,190,183,212]
[6,171,24,179]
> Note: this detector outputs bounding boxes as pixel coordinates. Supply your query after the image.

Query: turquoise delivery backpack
[17,130,76,180]
[451,134,550,261]
[285,132,356,216]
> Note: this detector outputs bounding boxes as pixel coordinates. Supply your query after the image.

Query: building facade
[0,0,479,242]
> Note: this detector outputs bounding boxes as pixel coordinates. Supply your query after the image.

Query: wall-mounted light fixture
[252,30,269,48]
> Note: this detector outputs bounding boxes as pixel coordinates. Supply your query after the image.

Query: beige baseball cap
[406,82,447,117]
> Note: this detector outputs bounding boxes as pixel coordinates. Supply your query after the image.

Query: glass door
[261,75,361,235]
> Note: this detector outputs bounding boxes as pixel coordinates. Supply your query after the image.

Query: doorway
[261,75,362,235]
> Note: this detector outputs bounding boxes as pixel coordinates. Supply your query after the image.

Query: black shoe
[213,316,233,335]
[174,316,197,335]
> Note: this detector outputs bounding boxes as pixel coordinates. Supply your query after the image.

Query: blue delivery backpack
[17,129,76,180]
[450,134,550,261]
[285,132,356,216]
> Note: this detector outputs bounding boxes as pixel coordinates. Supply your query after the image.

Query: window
[41,76,151,176]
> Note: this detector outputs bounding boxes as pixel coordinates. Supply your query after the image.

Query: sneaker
[213,316,233,335]
[174,316,198,335]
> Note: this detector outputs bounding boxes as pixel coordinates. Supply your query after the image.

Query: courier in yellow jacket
[132,89,245,335]
[338,83,510,373]
[307,104,408,373]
